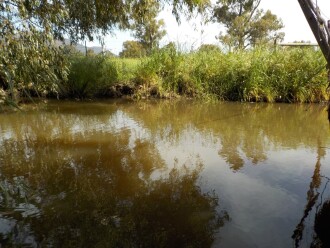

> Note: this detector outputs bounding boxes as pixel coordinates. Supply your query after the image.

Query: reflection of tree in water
[313,199,330,248]
[218,137,244,171]
[292,143,330,248]
[123,101,325,171]
[0,126,228,247]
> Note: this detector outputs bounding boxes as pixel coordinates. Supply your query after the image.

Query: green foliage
[63,0,209,41]
[198,44,222,53]
[111,57,143,83]
[0,1,69,102]
[131,1,167,54]
[193,47,328,102]
[49,46,328,103]
[62,55,118,98]
[213,0,284,50]
[119,40,147,58]
[132,47,328,102]
[0,0,209,105]
[135,44,203,97]
[60,55,143,98]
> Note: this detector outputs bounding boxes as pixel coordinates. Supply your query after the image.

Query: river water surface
[1,100,330,247]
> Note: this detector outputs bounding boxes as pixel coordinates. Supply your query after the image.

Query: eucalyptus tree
[0,0,209,103]
[119,40,146,58]
[131,1,167,54]
[198,44,221,53]
[213,0,284,50]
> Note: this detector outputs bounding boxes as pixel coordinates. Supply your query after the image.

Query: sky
[88,0,330,55]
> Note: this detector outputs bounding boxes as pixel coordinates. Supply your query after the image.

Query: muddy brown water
[1,99,330,247]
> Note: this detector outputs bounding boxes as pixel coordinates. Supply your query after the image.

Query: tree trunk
[298,0,330,66]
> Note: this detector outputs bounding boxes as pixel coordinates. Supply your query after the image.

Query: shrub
[61,55,118,98]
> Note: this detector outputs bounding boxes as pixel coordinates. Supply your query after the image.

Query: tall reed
[2,46,326,103]
[133,46,327,102]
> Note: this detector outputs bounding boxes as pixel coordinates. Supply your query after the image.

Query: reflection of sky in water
[91,105,330,247]
[68,110,152,150]
[158,134,330,247]
[116,105,330,248]
[153,128,330,247]
[1,100,330,248]
[0,216,38,246]
[0,217,16,235]
[0,130,14,143]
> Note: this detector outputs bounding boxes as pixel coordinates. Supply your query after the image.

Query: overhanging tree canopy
[0,0,209,102]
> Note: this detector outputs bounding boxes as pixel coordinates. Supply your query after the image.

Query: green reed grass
[60,55,142,98]
[13,47,326,103]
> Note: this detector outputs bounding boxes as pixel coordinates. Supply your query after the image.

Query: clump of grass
[190,47,328,103]
[134,45,204,97]
[249,47,328,103]
[111,57,142,83]
[191,49,252,100]
[60,54,119,98]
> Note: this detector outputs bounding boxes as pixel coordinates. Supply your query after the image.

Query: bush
[134,45,204,97]
[61,55,118,98]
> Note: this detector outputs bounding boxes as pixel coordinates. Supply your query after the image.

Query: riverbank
[1,46,329,104]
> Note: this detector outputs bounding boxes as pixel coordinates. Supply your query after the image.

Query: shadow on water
[0,107,229,247]
[312,199,330,248]
[292,143,330,248]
